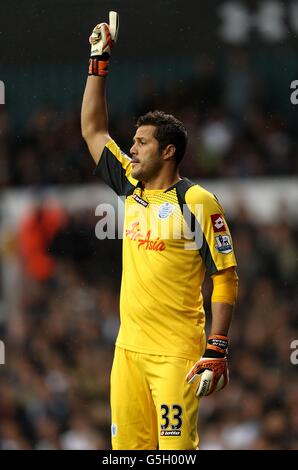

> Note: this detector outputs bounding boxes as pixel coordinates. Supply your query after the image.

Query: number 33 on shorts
[158,394,200,449]
[160,404,183,436]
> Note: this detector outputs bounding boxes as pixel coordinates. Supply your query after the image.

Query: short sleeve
[185,185,237,274]
[94,139,138,196]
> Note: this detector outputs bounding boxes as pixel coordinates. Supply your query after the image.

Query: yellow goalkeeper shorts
[110,347,201,450]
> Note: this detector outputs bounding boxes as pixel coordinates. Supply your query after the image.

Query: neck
[144,171,181,190]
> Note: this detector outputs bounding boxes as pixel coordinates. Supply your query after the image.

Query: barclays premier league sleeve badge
[215,235,233,254]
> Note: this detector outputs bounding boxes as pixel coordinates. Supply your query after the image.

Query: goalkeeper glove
[186,334,229,398]
[88,11,119,77]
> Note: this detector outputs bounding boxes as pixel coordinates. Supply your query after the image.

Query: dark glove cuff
[90,51,110,60]
[203,348,226,358]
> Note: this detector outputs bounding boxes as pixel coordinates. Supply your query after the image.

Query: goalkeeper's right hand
[88,11,119,77]
[186,334,229,398]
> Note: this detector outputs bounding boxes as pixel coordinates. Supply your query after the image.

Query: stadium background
[0,0,298,449]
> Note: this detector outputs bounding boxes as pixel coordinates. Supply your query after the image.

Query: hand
[186,334,229,398]
[89,11,119,58]
[186,356,228,397]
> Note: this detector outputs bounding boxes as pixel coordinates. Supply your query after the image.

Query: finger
[186,366,197,383]
[99,24,112,53]
[198,369,228,397]
[89,23,103,45]
[92,23,103,37]
[186,363,204,380]
[109,11,119,42]
[215,370,229,392]
[89,33,100,45]
[196,370,214,397]
[187,373,198,384]
[99,24,107,45]
[186,368,204,384]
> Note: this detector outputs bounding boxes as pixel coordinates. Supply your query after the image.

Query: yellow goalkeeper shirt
[95,139,237,360]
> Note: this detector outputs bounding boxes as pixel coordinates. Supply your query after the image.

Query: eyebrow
[132,136,147,143]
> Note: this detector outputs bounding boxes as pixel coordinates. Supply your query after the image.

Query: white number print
[290,340,298,365]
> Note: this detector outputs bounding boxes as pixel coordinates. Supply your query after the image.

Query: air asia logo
[126,221,165,251]
[211,214,226,232]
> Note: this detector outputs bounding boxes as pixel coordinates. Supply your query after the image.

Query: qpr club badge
[158,202,174,219]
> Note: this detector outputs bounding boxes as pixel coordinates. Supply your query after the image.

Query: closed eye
[133,137,147,145]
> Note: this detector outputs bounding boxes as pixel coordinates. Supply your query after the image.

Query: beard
[131,159,163,182]
[131,163,143,181]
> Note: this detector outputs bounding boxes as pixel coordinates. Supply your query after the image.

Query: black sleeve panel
[93,146,136,196]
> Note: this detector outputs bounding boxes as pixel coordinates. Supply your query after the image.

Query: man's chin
[131,169,142,181]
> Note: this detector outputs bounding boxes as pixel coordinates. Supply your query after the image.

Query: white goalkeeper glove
[88,11,119,77]
[186,334,229,398]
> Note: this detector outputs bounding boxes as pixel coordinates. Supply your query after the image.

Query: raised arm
[81,76,109,164]
[81,11,119,164]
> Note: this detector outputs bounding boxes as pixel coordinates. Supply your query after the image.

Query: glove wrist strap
[203,334,228,358]
[88,58,109,77]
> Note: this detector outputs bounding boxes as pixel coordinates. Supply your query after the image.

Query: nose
[130,142,137,156]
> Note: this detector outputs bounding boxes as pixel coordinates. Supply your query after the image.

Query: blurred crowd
[0,49,297,450]
[0,52,298,188]
[0,207,122,449]
[0,203,297,450]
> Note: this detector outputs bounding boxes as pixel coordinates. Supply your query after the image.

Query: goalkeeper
[81,12,238,450]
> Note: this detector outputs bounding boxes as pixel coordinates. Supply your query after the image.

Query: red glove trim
[88,58,109,77]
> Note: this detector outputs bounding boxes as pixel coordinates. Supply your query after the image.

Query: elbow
[81,126,97,146]
[81,122,108,144]
[80,112,96,142]
[211,267,238,305]
[81,122,92,142]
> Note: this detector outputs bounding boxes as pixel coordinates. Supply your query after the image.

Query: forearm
[210,302,234,336]
[186,272,236,396]
[210,267,238,335]
[81,75,109,139]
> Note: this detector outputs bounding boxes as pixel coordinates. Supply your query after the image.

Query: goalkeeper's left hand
[88,11,119,77]
[186,334,229,398]
[89,11,119,59]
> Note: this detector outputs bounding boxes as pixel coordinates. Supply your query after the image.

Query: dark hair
[136,110,188,165]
